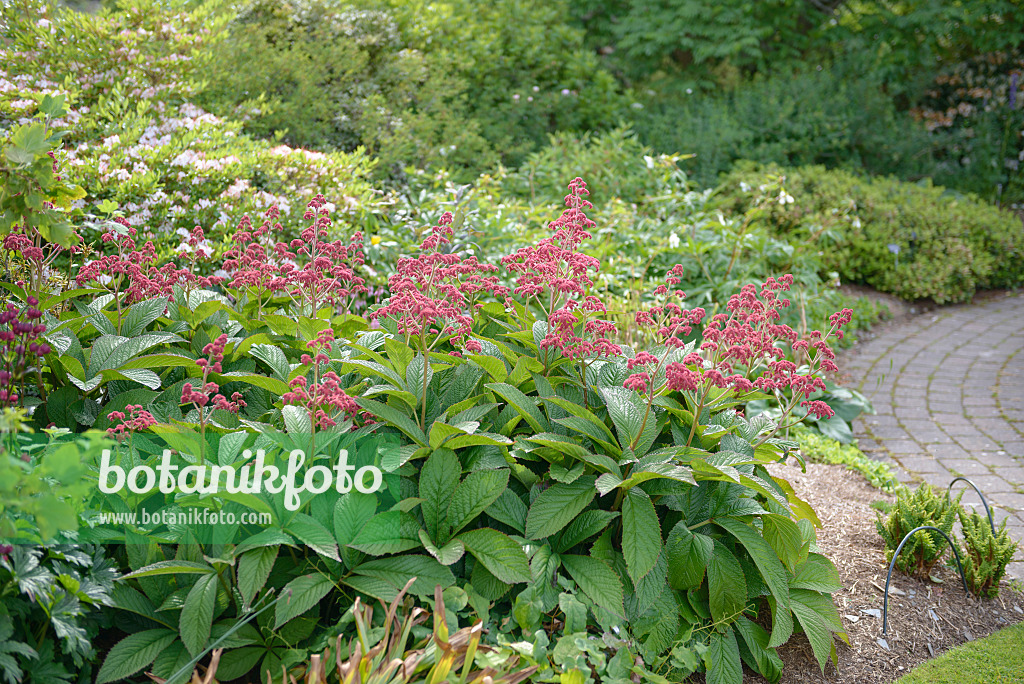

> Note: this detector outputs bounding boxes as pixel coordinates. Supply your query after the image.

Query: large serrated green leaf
[180,573,217,656]
[348,510,421,555]
[447,469,509,539]
[121,560,215,580]
[622,489,662,584]
[708,541,746,624]
[560,554,624,618]
[734,615,783,683]
[275,574,334,629]
[237,546,277,607]
[419,449,460,542]
[525,476,597,540]
[705,627,743,684]
[789,589,842,673]
[715,516,793,647]
[286,513,340,561]
[557,509,620,553]
[418,530,465,565]
[485,489,528,534]
[122,297,168,337]
[351,555,455,597]
[356,398,427,446]
[250,344,290,381]
[665,521,713,590]
[334,492,377,568]
[789,553,843,593]
[459,528,530,584]
[599,385,658,456]
[485,382,548,433]
[95,629,178,684]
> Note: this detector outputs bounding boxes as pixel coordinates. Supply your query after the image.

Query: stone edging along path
[839,290,1024,580]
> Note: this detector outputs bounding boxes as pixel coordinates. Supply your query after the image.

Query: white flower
[778,191,794,205]
[668,232,681,249]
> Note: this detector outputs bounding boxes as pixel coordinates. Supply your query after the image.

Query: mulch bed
[747,461,1024,683]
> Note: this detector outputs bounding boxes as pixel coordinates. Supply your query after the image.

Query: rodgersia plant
[3,175,862,684]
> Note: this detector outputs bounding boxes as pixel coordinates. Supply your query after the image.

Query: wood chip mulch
[744,461,1024,683]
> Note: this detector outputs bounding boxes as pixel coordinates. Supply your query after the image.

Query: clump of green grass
[896,622,1024,684]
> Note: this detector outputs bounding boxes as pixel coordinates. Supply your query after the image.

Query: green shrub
[1,0,385,259]
[876,484,961,578]
[716,162,1024,303]
[958,508,1019,599]
[196,0,497,176]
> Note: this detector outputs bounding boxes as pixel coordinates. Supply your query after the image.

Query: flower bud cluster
[0,298,49,407]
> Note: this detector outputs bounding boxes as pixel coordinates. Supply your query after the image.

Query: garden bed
[758,461,1024,683]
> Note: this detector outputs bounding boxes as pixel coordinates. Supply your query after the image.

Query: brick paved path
[842,292,1024,580]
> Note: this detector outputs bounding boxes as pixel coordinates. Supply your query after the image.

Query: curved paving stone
[841,292,1024,580]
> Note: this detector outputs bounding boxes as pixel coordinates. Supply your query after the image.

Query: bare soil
[746,462,1024,683]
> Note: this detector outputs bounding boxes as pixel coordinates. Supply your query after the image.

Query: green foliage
[632,64,935,189]
[875,484,961,578]
[717,162,1024,303]
[793,428,897,493]
[197,0,624,175]
[0,545,118,684]
[1,0,384,259]
[0,94,84,248]
[957,508,1019,599]
[196,0,496,175]
[576,0,821,82]
[0,413,105,544]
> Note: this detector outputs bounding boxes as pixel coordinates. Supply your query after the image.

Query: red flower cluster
[180,334,245,415]
[76,218,197,304]
[107,404,157,440]
[627,269,852,433]
[282,328,358,430]
[371,211,508,352]
[502,178,619,361]
[0,298,49,407]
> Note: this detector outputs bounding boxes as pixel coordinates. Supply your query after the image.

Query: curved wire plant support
[882,525,969,636]
[947,476,996,535]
